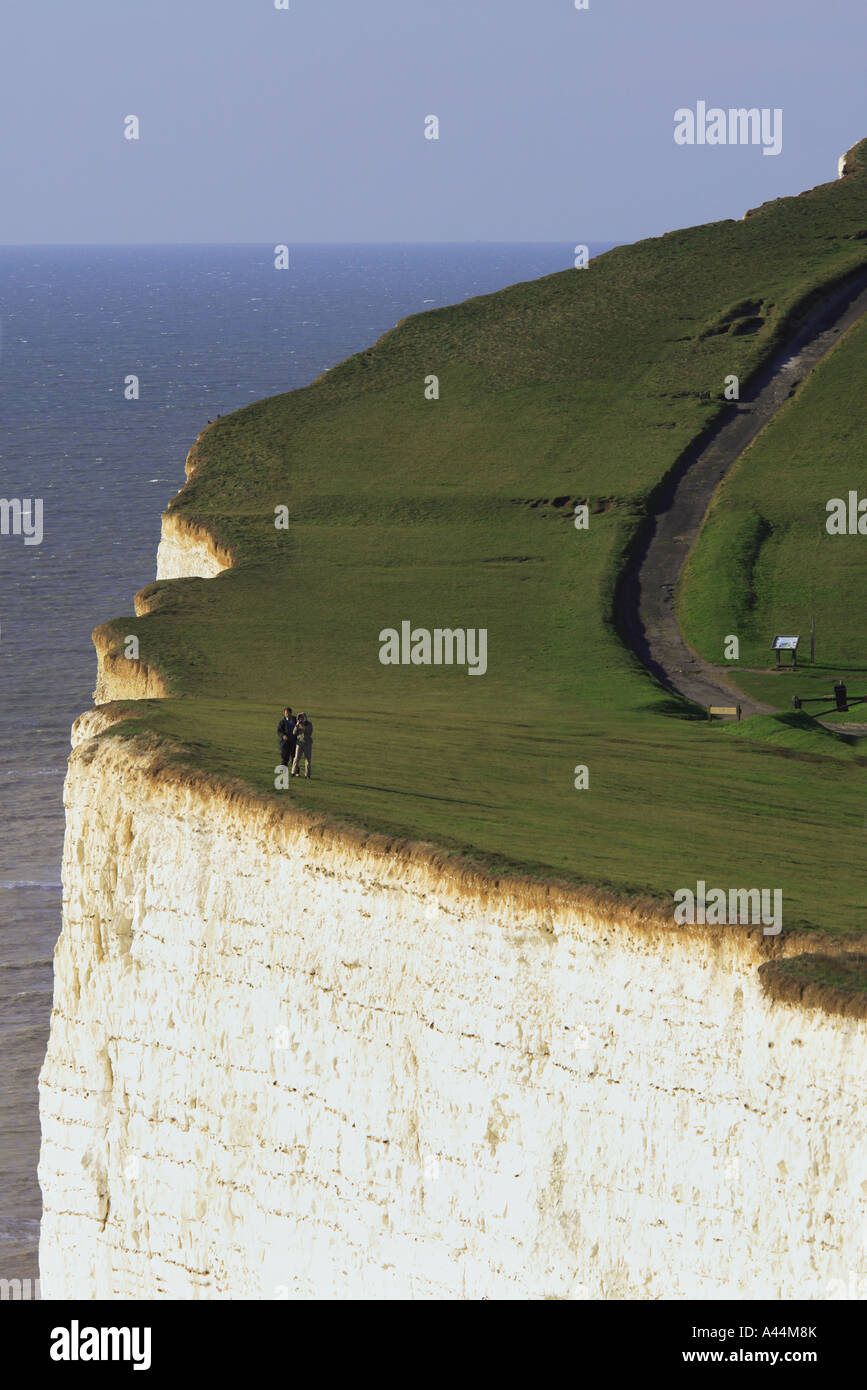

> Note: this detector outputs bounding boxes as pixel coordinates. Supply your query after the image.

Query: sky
[2,0,865,245]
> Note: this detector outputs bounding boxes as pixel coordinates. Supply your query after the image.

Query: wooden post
[811,615,815,664]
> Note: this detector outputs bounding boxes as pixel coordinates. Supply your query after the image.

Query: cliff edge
[38,730,867,1298]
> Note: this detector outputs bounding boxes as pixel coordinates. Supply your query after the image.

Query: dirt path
[617,270,867,718]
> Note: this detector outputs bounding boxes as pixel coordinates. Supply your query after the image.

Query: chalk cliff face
[89,510,230,701]
[155,513,231,582]
[91,629,170,704]
[38,729,867,1299]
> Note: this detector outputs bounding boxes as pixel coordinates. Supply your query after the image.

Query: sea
[0,241,615,1284]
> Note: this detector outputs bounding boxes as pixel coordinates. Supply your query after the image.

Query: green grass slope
[98,142,867,935]
[680,306,867,724]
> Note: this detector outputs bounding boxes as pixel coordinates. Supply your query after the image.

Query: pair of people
[277,706,313,778]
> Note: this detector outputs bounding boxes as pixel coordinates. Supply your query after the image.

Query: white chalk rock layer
[155,514,230,581]
[38,736,867,1300]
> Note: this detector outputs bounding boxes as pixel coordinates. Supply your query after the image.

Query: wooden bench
[708,705,741,720]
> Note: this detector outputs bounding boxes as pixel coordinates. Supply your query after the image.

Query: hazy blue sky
[2,0,865,244]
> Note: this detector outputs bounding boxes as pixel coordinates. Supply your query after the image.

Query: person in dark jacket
[277,707,296,767]
[291,712,313,778]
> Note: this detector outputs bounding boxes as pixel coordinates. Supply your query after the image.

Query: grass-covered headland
[98,142,867,940]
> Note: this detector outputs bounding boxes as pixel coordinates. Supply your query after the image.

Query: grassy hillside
[98,141,867,935]
[680,309,867,723]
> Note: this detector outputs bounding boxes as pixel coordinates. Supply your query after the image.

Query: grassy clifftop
[99,141,867,936]
[680,292,867,718]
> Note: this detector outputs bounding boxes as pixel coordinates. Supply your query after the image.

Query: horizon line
[0,238,623,250]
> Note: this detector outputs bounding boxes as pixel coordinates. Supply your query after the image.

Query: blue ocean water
[0,242,613,1281]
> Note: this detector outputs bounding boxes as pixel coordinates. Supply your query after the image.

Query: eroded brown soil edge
[759,957,867,1020]
[72,707,867,1020]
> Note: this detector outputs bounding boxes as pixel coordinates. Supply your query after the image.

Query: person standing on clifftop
[277,707,296,768]
[291,712,313,779]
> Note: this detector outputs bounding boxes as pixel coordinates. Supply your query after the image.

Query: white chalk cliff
[155,512,231,582]
[38,494,867,1300]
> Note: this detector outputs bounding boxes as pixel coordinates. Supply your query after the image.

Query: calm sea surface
[0,242,614,1281]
